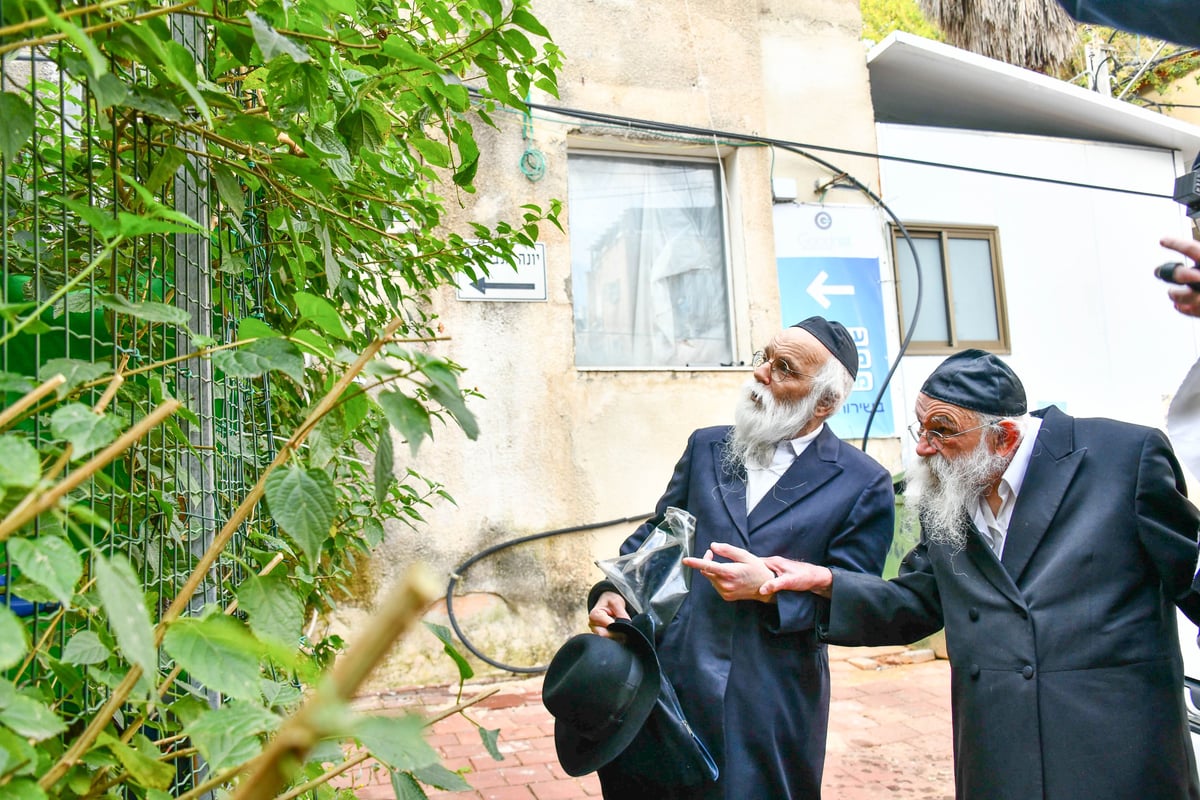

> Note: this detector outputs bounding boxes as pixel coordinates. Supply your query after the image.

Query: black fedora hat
[542,618,661,776]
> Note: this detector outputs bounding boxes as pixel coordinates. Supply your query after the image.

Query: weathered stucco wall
[327,0,888,691]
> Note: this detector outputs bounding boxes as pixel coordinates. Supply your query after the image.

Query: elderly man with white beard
[708,348,1200,800]
[582,317,895,800]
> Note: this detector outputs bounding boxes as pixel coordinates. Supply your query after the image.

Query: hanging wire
[519,93,546,182]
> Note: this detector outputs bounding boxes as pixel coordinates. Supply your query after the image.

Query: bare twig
[231,564,440,800]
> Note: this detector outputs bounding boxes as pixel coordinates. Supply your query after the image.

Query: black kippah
[920,349,1026,417]
[791,316,859,379]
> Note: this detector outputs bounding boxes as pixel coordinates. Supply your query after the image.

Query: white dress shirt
[970,416,1041,558]
[746,425,824,513]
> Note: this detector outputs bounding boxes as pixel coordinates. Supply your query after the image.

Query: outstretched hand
[1161,236,1200,318]
[758,556,834,598]
[682,541,776,603]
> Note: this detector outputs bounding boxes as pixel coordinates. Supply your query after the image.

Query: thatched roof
[918,0,1079,74]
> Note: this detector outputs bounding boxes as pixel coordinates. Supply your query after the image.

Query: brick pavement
[340,646,954,799]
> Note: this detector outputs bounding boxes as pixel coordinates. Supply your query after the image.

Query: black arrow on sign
[471,278,536,294]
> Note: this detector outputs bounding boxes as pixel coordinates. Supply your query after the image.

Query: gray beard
[721,380,820,475]
[904,435,1012,551]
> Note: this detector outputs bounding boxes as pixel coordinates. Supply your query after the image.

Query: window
[892,224,1009,354]
[567,152,733,368]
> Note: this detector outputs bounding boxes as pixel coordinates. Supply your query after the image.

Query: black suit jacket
[825,406,1200,800]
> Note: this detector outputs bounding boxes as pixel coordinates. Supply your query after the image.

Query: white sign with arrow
[455,243,547,302]
[806,269,855,309]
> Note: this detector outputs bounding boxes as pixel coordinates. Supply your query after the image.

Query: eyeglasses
[907,421,993,451]
[751,350,815,383]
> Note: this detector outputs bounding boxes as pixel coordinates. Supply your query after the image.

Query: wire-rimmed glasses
[751,350,815,383]
[907,421,992,451]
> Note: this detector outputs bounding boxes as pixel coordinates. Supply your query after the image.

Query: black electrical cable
[445,513,653,674]
[516,97,1176,200]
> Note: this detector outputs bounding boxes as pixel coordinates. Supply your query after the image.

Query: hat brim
[553,619,663,776]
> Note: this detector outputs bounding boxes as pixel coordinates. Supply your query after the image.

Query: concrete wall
[876,122,1200,480]
[332,0,887,690]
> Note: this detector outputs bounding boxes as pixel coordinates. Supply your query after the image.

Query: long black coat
[601,424,894,799]
[825,406,1200,800]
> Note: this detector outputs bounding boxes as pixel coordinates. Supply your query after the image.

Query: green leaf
[236,573,304,647]
[478,726,503,761]
[294,292,350,340]
[264,467,337,567]
[50,404,124,458]
[0,683,66,741]
[426,382,479,440]
[412,136,451,168]
[0,92,34,163]
[308,126,354,182]
[39,358,107,398]
[94,553,158,680]
[238,317,281,341]
[211,338,305,382]
[412,761,472,791]
[186,702,280,771]
[62,630,112,665]
[0,725,39,777]
[162,616,263,702]
[379,36,441,72]
[3,779,47,800]
[97,293,192,327]
[98,732,175,790]
[288,329,335,359]
[423,622,473,682]
[374,429,394,507]
[0,606,30,671]
[9,536,82,608]
[354,714,438,771]
[378,391,433,457]
[390,771,427,800]
[0,435,40,488]
[213,164,246,220]
[247,11,312,63]
[511,7,552,39]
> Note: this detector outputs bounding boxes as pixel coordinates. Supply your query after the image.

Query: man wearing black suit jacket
[737,349,1200,800]
[586,317,895,799]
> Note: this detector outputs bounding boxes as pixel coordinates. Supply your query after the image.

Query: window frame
[565,147,737,371]
[890,223,1011,356]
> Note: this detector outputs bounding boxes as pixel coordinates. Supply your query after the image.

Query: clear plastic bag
[595,507,697,630]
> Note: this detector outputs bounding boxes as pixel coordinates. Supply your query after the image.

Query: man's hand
[588,591,630,637]
[683,542,776,603]
[759,557,834,598]
[1161,236,1200,318]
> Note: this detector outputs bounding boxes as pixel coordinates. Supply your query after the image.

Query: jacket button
[969,664,980,679]
[968,607,979,621]
[1022,665,1034,679]
[1019,609,1029,620]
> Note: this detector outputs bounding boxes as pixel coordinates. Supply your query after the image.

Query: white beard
[904,435,1011,550]
[722,380,820,475]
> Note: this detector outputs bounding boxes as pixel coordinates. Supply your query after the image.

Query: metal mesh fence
[1,12,273,793]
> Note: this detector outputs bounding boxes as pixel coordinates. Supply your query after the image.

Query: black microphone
[1154,261,1200,293]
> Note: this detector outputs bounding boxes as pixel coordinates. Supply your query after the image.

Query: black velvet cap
[792,316,859,379]
[920,349,1026,417]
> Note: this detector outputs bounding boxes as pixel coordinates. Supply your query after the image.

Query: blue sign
[776,256,894,438]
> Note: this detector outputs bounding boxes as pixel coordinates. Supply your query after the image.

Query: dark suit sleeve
[771,467,896,635]
[819,537,945,646]
[1134,429,1200,625]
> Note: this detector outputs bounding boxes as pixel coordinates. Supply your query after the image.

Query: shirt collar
[999,415,1041,499]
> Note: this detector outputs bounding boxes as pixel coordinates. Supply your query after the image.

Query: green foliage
[0,0,562,794]
[859,0,943,44]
